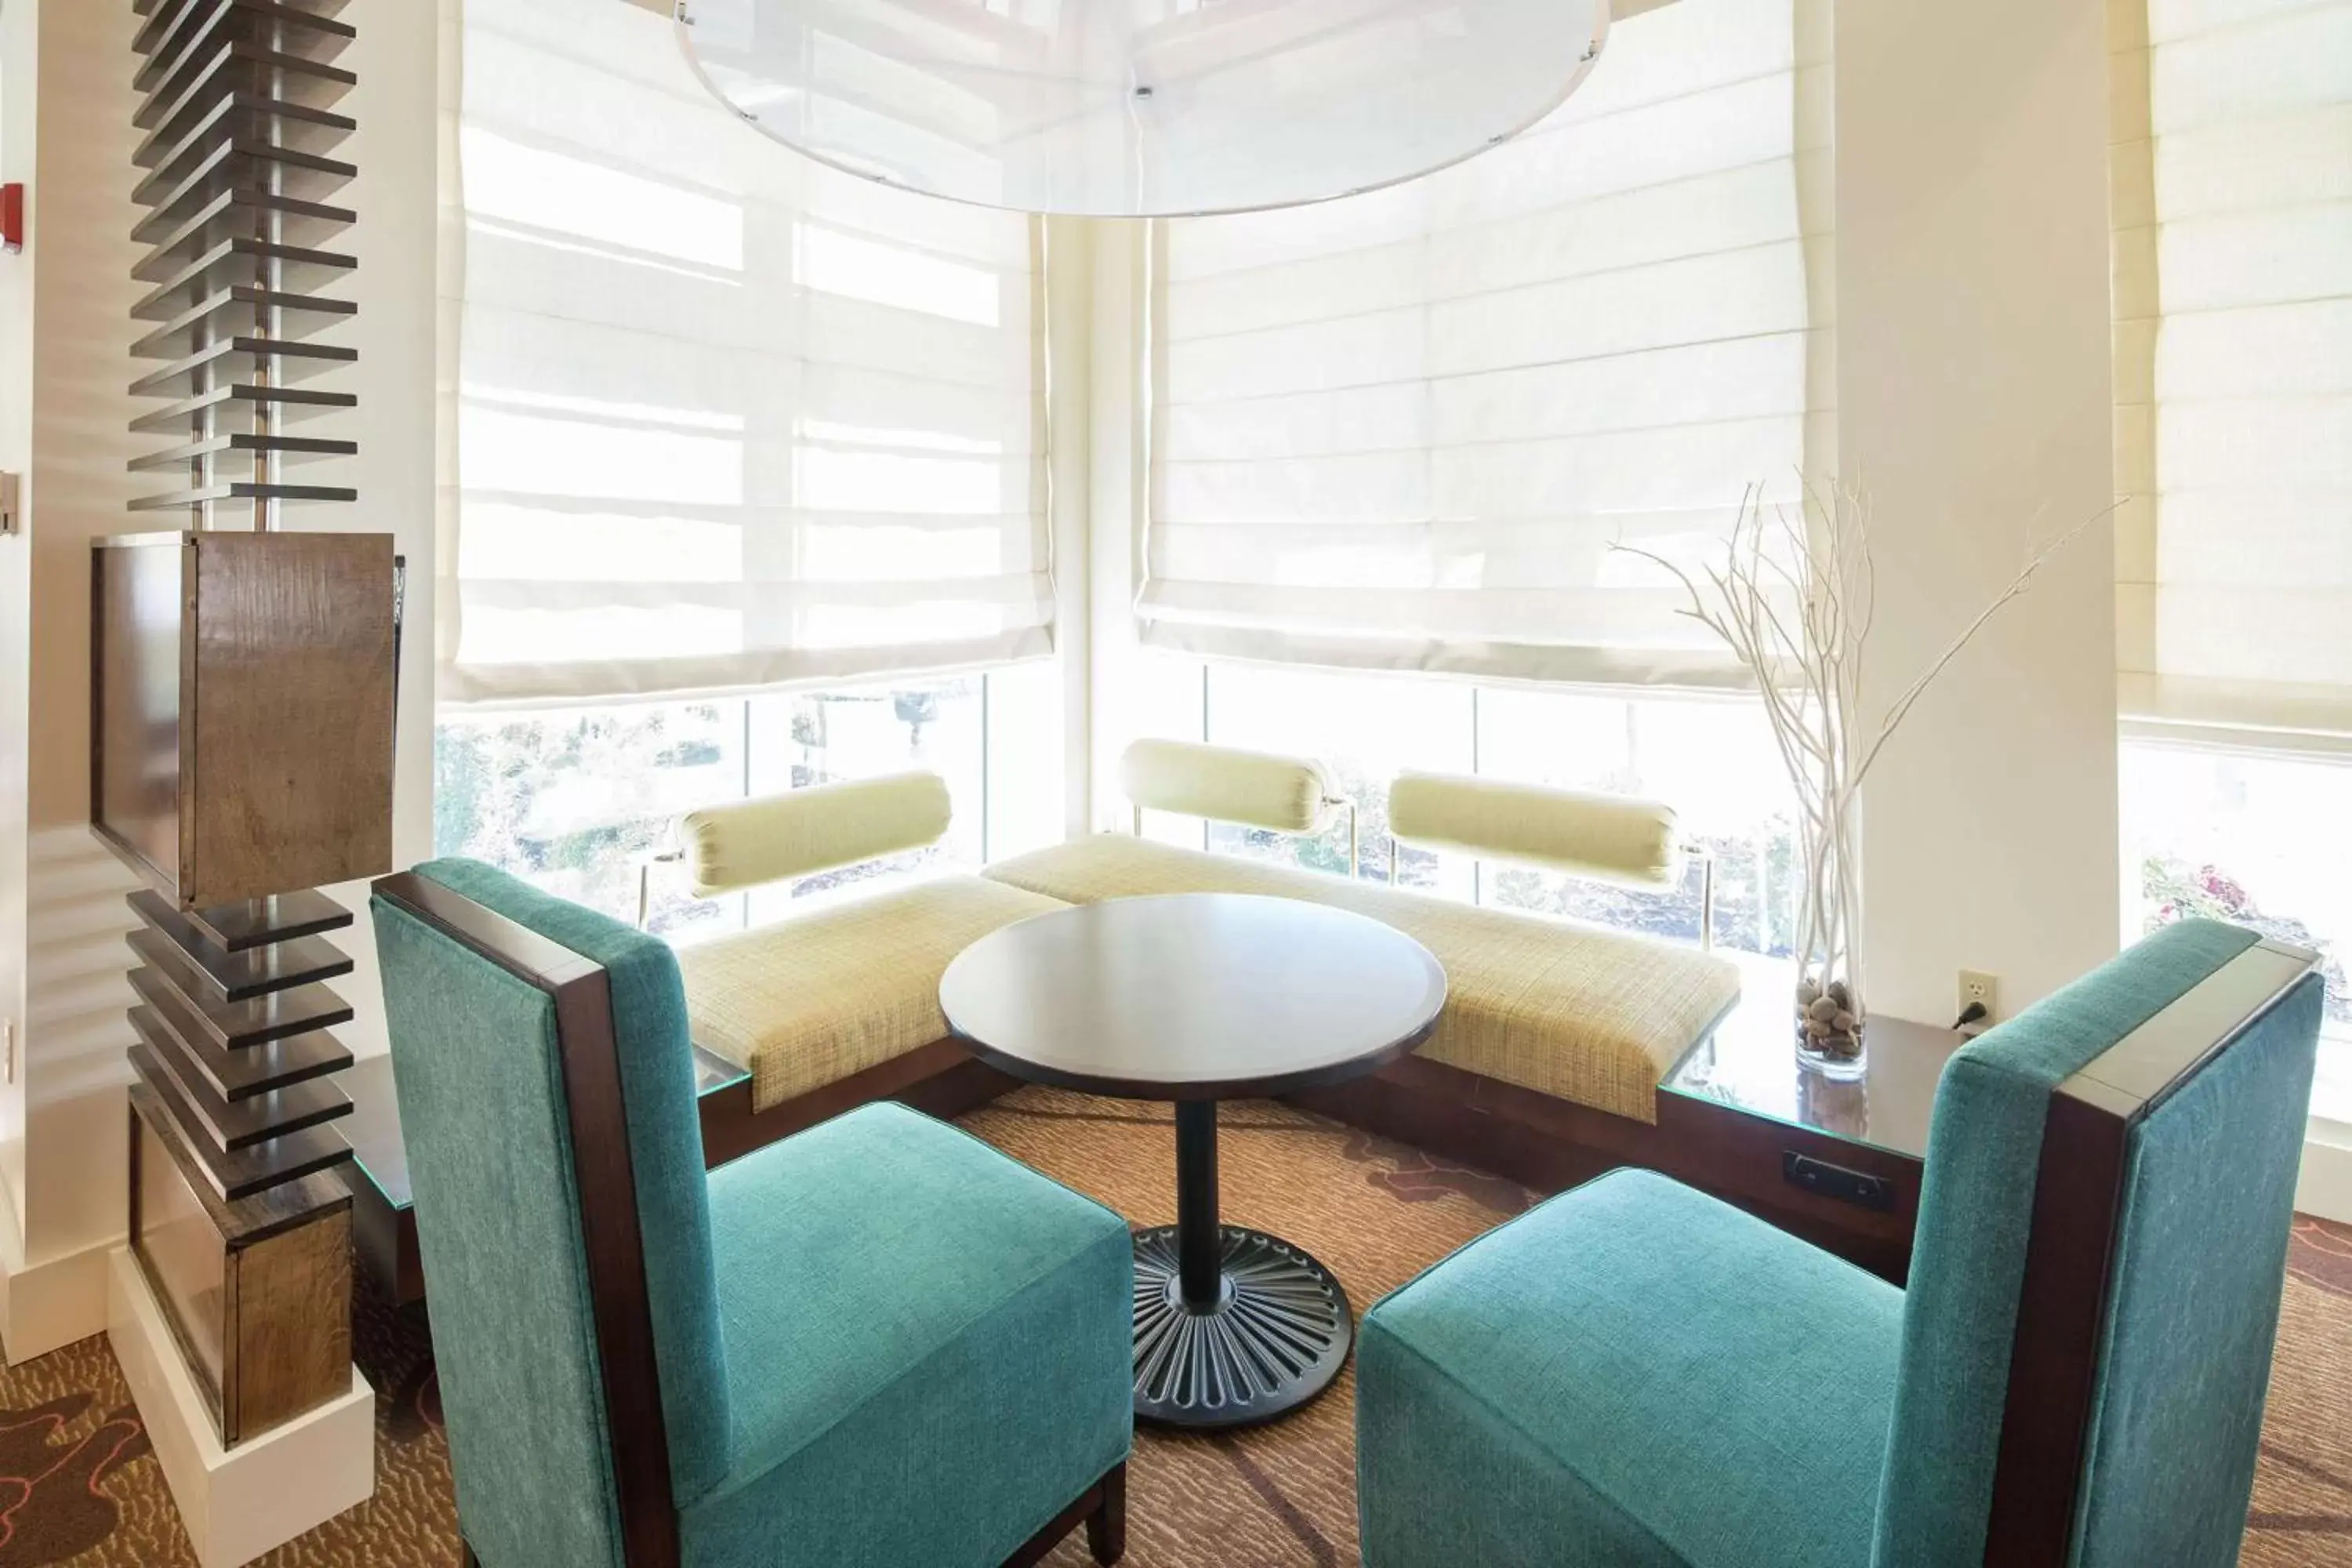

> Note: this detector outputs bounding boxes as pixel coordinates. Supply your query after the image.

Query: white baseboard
[0,1226,118,1365]
[106,1247,375,1568]
[2297,1119,2352,1225]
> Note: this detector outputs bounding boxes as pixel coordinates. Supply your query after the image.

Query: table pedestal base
[1131,1224,1352,1428]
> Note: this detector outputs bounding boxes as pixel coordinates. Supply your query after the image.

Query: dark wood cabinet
[92,529,395,910]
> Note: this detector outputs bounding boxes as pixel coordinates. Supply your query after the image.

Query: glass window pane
[743,676,984,924]
[1474,688,1799,955]
[2122,742,2352,1122]
[1134,654,1210,848]
[1203,662,1475,894]
[433,699,749,937]
[984,659,1065,862]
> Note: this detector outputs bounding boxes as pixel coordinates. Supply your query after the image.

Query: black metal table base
[1126,1098,1354,1428]
[1131,1224,1352,1427]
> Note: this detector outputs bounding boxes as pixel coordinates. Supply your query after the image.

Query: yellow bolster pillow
[1388,771,1684,889]
[1120,739,1334,834]
[678,771,952,897]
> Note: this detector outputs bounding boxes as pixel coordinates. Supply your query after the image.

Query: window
[1140,0,1834,690]
[444,0,1051,708]
[434,699,748,938]
[1203,664,1475,897]
[1472,688,1798,956]
[2122,742,2352,1122]
[434,670,1056,938]
[1148,655,1800,957]
[2110,0,2352,737]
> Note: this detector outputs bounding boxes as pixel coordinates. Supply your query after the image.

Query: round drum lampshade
[673,0,1611,217]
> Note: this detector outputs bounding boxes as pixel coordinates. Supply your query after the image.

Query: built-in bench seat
[679,873,1069,1115]
[666,742,1746,1190]
[983,834,1736,1125]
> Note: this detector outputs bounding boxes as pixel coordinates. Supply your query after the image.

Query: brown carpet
[0,1086,2344,1566]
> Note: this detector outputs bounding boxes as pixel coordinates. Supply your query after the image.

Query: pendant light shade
[673,0,1611,217]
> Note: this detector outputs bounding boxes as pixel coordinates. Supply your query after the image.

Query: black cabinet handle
[1783,1151,1896,1212]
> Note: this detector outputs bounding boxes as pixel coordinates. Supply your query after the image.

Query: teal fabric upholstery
[375,859,1134,1568]
[1357,919,2320,1568]
[681,1103,1133,1566]
[406,857,731,1504]
[372,895,630,1568]
[2073,971,2321,1567]
[1873,918,2263,1566]
[1359,1169,1903,1568]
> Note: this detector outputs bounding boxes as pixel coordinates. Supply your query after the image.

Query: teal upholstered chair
[1357,920,2323,1568]
[370,858,1132,1568]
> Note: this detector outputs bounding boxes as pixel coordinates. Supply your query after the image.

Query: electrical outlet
[1957,970,1999,1029]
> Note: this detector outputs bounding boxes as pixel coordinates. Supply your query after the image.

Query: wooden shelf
[129,336,354,397]
[134,190,355,280]
[132,237,353,317]
[129,971,354,1101]
[129,481,358,512]
[127,383,354,434]
[136,1062,351,1203]
[130,1029,351,1152]
[128,942,353,1050]
[133,135,355,223]
[129,433,357,474]
[129,888,354,1001]
[136,42,354,140]
[183,888,355,953]
[132,286,354,357]
[136,91,354,176]
[136,0,354,92]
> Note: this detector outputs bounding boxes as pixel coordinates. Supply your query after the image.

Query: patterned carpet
[0,1086,2342,1566]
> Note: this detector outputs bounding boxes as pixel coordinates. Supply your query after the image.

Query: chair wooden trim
[1984,938,2319,1566]
[377,872,684,1567]
[376,872,1126,1568]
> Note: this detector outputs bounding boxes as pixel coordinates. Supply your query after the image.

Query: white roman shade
[1138,0,1834,688]
[2112,0,2352,741]
[441,0,1051,707]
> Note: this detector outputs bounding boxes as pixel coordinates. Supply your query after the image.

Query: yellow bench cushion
[676,875,1069,1112]
[982,836,1739,1124]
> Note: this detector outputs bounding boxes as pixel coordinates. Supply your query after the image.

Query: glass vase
[1795,974,1867,1081]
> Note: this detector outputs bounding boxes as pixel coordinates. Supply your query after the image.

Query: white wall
[0,0,42,1249]
[1084,220,1148,835]
[312,0,441,1063]
[0,0,145,1357]
[1836,0,2122,1025]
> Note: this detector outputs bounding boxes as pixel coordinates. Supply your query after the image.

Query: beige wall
[0,0,40,1247]
[315,0,441,1064]
[0,0,146,1352]
[0,0,437,1356]
[1836,0,2122,1024]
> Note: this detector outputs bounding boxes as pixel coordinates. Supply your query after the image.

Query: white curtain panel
[439,0,1051,707]
[1138,0,1835,688]
[2113,0,2352,740]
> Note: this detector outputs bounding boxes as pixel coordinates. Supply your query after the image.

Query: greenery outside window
[2122,741,2352,1123]
[435,673,1007,938]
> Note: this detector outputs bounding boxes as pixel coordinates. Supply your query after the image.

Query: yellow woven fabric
[1388,770,1683,889]
[678,771,953,897]
[1120,739,1334,833]
[982,837,1739,1124]
[676,875,1068,1111]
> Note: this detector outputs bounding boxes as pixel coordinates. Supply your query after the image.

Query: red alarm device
[0,184,23,254]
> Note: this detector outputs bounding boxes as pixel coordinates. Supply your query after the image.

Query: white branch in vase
[1611,479,2105,1073]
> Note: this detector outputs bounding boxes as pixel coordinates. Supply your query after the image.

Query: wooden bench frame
[703,1029,1930,1282]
